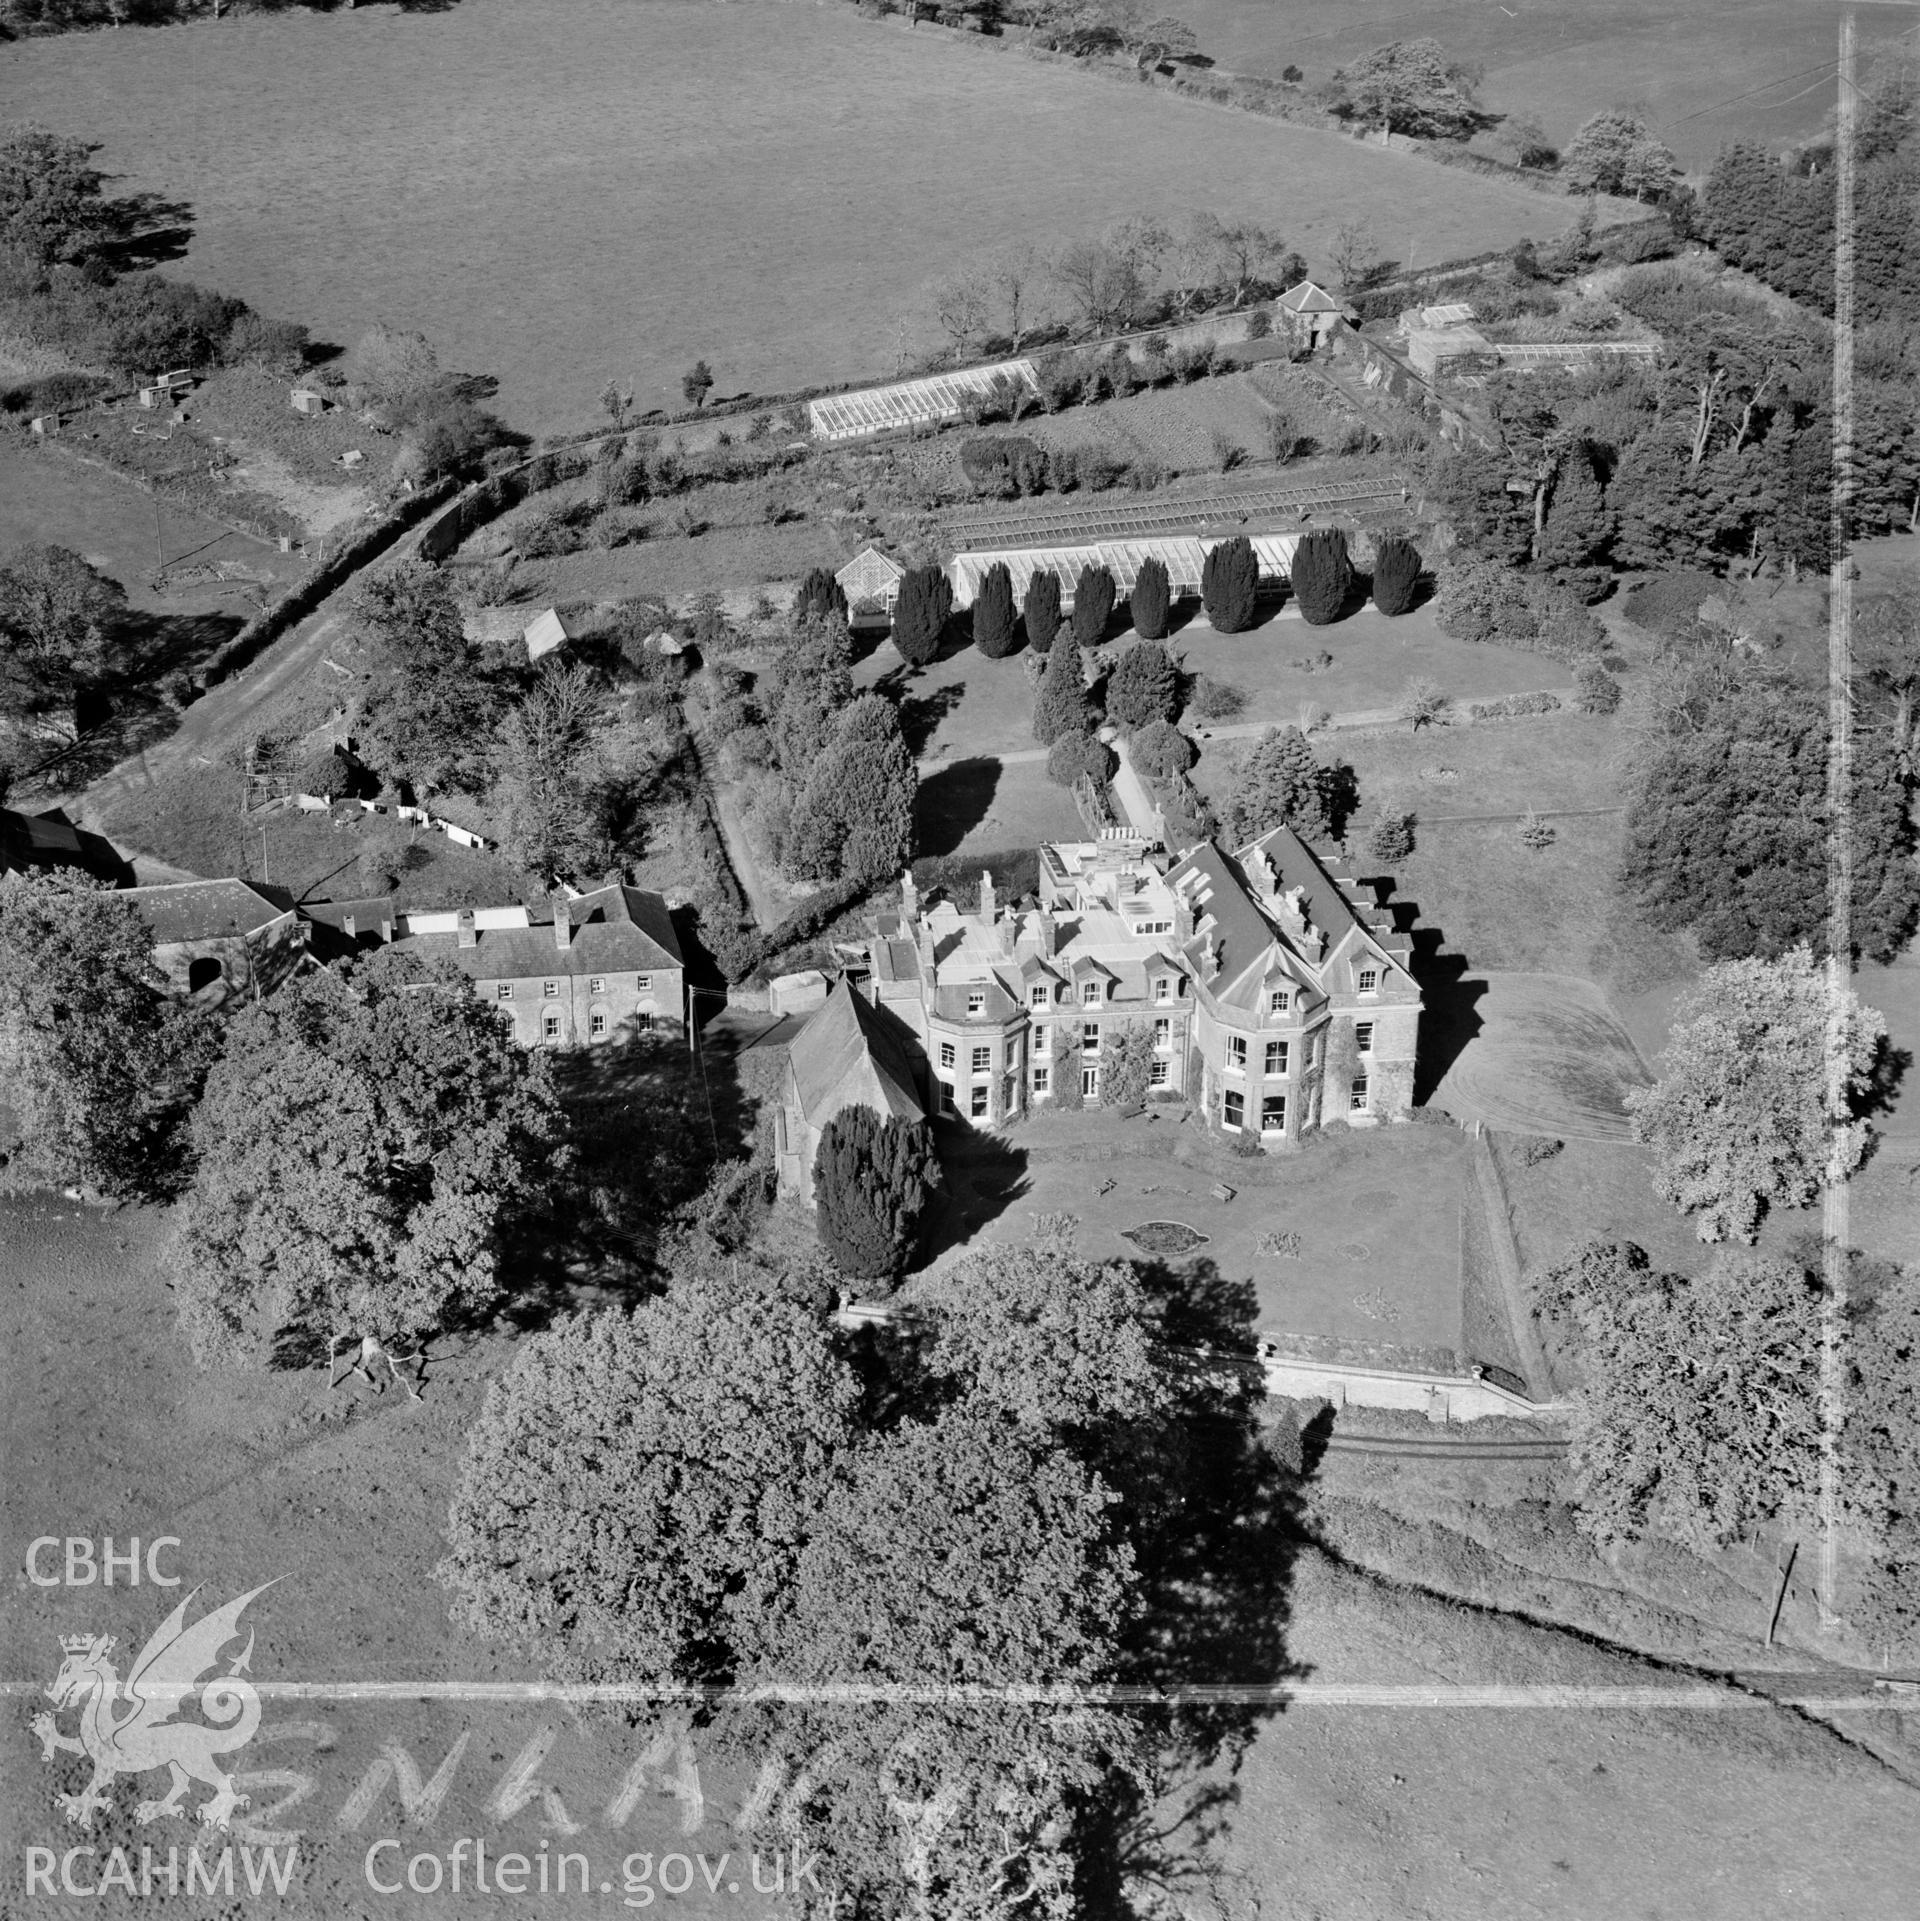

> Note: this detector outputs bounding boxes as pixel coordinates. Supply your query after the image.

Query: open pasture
[8,0,1595,438]
[1174,0,1895,174]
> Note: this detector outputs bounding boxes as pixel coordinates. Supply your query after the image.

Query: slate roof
[124,878,297,945]
[786,979,924,1127]
[0,807,134,887]
[406,884,683,981]
[1278,280,1350,316]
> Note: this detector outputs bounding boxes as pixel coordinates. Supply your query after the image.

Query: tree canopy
[1024,568,1063,654]
[785,695,917,883]
[1561,110,1682,202]
[1223,725,1351,845]
[1625,948,1886,1244]
[0,874,213,1200]
[0,544,124,735]
[1621,678,1920,964]
[971,560,1018,659]
[1321,39,1488,141]
[891,565,952,668]
[0,125,118,269]
[438,1284,859,1686]
[1104,638,1178,731]
[1201,536,1257,633]
[170,954,566,1365]
[1129,554,1171,639]
[1033,625,1095,746]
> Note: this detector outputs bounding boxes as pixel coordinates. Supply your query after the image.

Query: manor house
[774,824,1420,1201]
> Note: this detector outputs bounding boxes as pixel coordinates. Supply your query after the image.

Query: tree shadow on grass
[1091,1253,1310,1915]
[913,756,1001,858]
[921,1122,1029,1263]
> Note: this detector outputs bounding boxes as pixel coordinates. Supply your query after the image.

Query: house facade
[786,825,1419,1150]
[301,883,686,1045]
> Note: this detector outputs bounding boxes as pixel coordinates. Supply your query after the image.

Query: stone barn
[125,878,306,1004]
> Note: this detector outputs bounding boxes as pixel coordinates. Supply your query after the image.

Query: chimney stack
[979,868,996,928]
[1034,910,1055,958]
[342,913,356,939]
[901,869,919,924]
[457,908,477,950]
[553,898,572,950]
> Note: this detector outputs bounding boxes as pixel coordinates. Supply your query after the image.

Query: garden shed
[523,608,571,662]
[1276,280,1354,352]
[836,545,906,628]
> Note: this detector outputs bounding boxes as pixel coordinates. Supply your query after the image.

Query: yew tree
[791,565,849,627]
[1289,528,1352,626]
[1032,626,1094,746]
[1201,536,1258,633]
[1105,638,1179,731]
[1369,535,1422,615]
[971,560,1018,659]
[1024,568,1063,654]
[1072,563,1117,646]
[1130,554,1172,639]
[890,565,953,667]
[812,1103,941,1285]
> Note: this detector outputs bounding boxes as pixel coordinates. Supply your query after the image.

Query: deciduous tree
[438,1284,858,1684]
[1561,110,1682,202]
[1625,948,1885,1243]
[170,954,565,1366]
[0,874,213,1200]
[0,543,124,737]
[0,125,117,268]
[494,661,602,887]
[785,695,917,882]
[812,1103,941,1284]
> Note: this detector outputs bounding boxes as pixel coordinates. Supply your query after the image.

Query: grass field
[1174,0,1896,173]
[6,0,1598,438]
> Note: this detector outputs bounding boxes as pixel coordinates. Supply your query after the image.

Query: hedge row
[1468,692,1563,720]
[196,477,459,690]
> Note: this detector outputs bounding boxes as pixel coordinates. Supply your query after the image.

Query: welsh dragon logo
[31,1584,274,1830]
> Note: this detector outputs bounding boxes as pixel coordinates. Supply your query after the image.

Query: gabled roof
[835,545,905,598]
[1278,280,1350,316]
[787,980,924,1126]
[0,806,133,887]
[124,878,297,946]
[524,608,570,661]
[400,883,683,981]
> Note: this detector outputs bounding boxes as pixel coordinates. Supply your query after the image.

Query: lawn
[1173,0,1885,173]
[958,1114,1471,1365]
[915,755,1086,862]
[1020,372,1287,476]
[1176,599,1574,727]
[6,0,1599,438]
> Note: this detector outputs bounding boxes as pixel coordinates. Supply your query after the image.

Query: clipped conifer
[1370,535,1422,616]
[1023,569,1063,655]
[1290,528,1352,626]
[1130,555,1172,640]
[813,1104,941,1285]
[891,564,952,668]
[972,562,1018,659]
[1201,536,1258,634]
[1032,628,1093,746]
[792,565,848,626]
[1072,564,1116,646]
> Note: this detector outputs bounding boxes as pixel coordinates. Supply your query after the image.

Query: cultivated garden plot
[5,0,1589,436]
[1018,372,1288,475]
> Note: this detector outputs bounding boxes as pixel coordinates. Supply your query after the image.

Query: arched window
[187,957,224,994]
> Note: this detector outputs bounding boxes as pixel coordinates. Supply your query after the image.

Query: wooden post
[1766,1539,1798,1649]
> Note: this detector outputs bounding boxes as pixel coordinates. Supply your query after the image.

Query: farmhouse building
[768,827,1420,1157]
[125,878,306,1003]
[362,882,686,1046]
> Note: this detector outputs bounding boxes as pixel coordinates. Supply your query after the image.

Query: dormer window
[1357,968,1380,997]
[1153,976,1171,1003]
[1029,985,1048,1009]
[967,989,986,1015]
[1081,979,1101,1006]
[1269,988,1291,1015]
